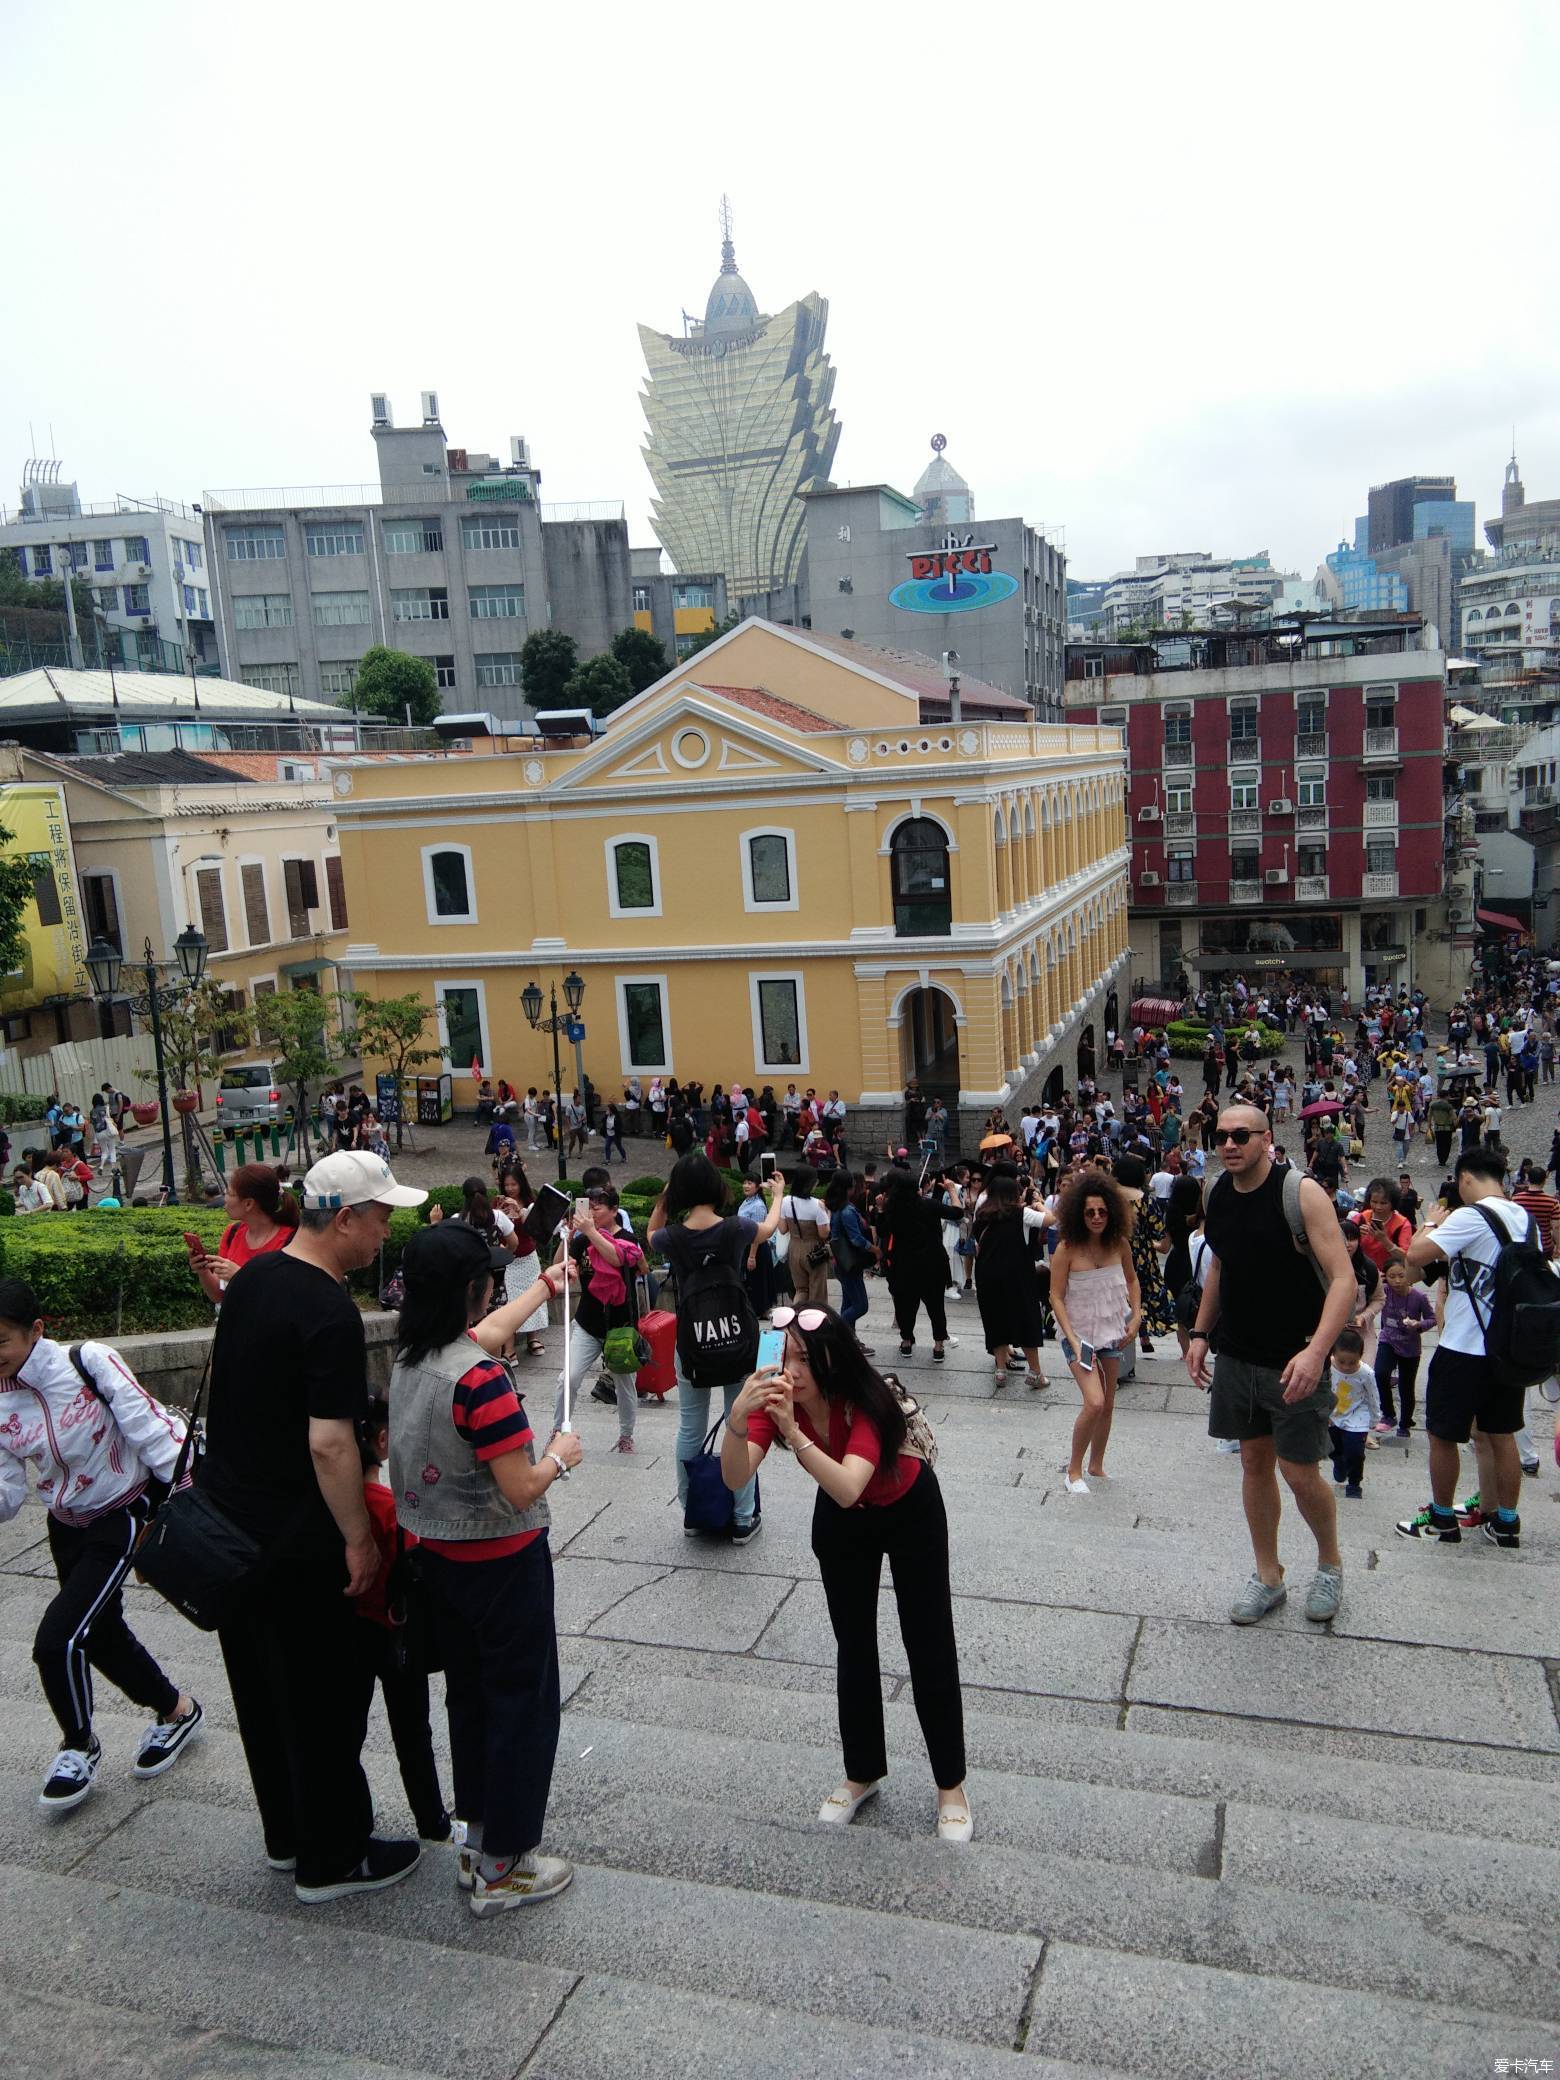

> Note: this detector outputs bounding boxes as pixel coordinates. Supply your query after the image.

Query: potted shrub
[130,1100,160,1127]
[171,1091,200,1115]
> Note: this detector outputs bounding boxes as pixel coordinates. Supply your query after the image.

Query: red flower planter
[130,1101,160,1127]
[172,1091,200,1115]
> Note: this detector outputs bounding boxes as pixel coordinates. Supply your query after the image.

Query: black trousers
[357,1622,449,1839]
[889,1272,948,1346]
[812,1468,964,1790]
[420,1536,560,1860]
[1373,1344,1420,1431]
[37,1501,179,1747]
[219,1552,376,1887]
[1329,1425,1367,1488]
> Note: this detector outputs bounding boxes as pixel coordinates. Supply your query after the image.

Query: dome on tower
[703,196,759,339]
[914,441,973,524]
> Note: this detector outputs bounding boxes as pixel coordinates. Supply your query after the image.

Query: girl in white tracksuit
[0,1277,203,1811]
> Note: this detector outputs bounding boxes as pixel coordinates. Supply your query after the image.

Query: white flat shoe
[818,1780,881,1826]
[936,1796,974,1844]
[1060,1471,1090,1495]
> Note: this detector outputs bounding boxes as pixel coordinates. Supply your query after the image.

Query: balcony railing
[1362,871,1400,897]
[1164,810,1196,837]
[1295,874,1329,900]
[1227,738,1260,763]
[1228,807,1261,834]
[1166,882,1198,906]
[1297,805,1328,832]
[1363,800,1399,828]
[1296,731,1328,757]
[1229,879,1263,903]
[1163,741,1193,768]
[1363,726,1400,757]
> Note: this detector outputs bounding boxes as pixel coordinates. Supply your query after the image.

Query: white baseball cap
[300,1150,427,1211]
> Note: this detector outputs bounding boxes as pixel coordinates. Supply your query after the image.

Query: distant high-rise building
[1366,474,1462,553]
[638,201,841,602]
[1484,446,1560,552]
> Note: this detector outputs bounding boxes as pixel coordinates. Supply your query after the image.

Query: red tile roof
[694,684,839,734]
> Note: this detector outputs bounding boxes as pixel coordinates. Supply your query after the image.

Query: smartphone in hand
[182,1231,208,1262]
[756,1328,785,1370]
[1077,1339,1096,1372]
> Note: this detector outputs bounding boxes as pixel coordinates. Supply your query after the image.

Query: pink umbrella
[1299,1099,1346,1119]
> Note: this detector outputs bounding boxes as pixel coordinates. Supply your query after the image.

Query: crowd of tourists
[0,945,1554,1925]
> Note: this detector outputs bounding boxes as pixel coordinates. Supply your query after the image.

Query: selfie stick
[557,1218,575,1433]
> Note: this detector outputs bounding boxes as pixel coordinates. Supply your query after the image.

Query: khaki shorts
[1208,1351,1332,1464]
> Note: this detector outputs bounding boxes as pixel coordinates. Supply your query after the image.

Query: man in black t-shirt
[204,1150,427,1904]
[1189,1105,1357,1630]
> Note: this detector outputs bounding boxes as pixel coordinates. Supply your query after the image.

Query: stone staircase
[1,1293,1556,2079]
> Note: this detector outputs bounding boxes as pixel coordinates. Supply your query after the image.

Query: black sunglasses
[1215,1127,1257,1146]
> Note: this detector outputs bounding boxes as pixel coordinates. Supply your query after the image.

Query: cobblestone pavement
[9,1040,1554,2076]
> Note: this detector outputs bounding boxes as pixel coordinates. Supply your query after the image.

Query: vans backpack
[675,1235,760,1387]
[1457,1203,1560,1389]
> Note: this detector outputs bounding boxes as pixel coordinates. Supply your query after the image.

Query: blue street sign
[566,1020,586,1043]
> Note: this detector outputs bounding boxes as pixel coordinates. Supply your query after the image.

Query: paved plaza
[5,1057,1558,2078]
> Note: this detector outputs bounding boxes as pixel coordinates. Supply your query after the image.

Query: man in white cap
[202,1150,428,1904]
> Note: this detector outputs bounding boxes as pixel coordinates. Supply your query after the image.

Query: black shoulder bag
[132,1346,264,1632]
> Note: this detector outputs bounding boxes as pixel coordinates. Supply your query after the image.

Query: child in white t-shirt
[1328,1324,1381,1498]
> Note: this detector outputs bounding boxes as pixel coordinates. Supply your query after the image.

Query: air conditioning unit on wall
[1268,798,1294,814]
[1138,870,1162,887]
[1264,867,1287,884]
[1137,805,1162,822]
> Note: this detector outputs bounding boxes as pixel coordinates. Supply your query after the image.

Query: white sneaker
[1060,1471,1091,1495]
[469,1851,574,1915]
[818,1779,881,1826]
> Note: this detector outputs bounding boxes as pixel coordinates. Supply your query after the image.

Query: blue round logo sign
[890,540,1017,615]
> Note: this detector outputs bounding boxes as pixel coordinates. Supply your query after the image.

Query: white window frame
[310,590,372,627]
[1164,782,1192,815]
[1229,766,1259,810]
[1296,763,1326,808]
[421,841,476,925]
[435,978,490,1080]
[615,972,673,1074]
[738,825,799,913]
[605,832,662,919]
[748,970,809,1074]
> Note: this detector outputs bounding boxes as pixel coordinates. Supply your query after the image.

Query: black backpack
[1457,1203,1560,1389]
[675,1233,760,1387]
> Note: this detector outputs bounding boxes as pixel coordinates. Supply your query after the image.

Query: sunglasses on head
[1216,1127,1257,1146]
[770,1306,826,1331]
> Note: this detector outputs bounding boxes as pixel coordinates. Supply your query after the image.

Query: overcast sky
[5,1,1556,582]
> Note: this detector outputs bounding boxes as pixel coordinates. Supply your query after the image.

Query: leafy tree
[0,558,96,625]
[338,989,439,1150]
[564,652,634,718]
[680,610,739,658]
[255,984,337,1160]
[608,625,669,694]
[520,628,579,708]
[0,821,43,977]
[352,646,441,726]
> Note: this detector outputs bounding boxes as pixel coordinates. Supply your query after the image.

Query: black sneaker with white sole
[730,1512,763,1545]
[39,1736,102,1812]
[1483,1515,1521,1549]
[132,1699,204,1778]
[294,1836,420,1904]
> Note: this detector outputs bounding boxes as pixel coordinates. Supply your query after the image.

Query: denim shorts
[1060,1335,1124,1368]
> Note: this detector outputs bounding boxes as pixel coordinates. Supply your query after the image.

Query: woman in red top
[1350,1178,1414,1274]
[721,1305,971,1841]
[190,1162,298,1304]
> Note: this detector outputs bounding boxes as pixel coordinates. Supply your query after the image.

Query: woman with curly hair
[1113,1152,1174,1351]
[1049,1173,1140,1493]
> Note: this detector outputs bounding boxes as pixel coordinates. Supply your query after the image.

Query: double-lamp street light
[520,969,584,1184]
[84,926,209,1205]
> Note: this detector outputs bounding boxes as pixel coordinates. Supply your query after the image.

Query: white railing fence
[0,1034,158,1110]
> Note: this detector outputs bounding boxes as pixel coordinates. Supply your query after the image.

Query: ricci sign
[889,530,1019,615]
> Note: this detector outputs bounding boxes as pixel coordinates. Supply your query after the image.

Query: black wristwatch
[1188,1331,1209,1343]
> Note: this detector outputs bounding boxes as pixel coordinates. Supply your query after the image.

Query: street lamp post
[520,970,585,1184]
[84,926,208,1204]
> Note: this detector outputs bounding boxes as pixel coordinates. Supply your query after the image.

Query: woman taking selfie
[389,1221,580,1915]
[722,1306,970,1840]
[1049,1172,1140,1494]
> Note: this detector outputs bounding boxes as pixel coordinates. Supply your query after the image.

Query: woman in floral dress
[1112,1153,1174,1350]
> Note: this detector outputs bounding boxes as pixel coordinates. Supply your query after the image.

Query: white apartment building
[0,461,218,670]
[1102,550,1294,636]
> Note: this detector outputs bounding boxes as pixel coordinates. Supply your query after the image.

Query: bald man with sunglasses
[1189,1105,1358,1626]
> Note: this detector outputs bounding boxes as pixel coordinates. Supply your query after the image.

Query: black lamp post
[85,927,209,1204]
[520,969,585,1183]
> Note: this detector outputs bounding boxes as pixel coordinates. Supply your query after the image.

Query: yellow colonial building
[334,620,1129,1143]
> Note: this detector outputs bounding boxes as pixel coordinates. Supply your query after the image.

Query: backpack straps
[67,1343,108,1404]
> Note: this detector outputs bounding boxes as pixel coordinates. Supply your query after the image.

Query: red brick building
[1066,618,1446,998]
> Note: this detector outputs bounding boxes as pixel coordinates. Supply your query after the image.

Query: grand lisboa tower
[638,200,841,601]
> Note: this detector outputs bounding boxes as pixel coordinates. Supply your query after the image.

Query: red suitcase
[635,1309,678,1400]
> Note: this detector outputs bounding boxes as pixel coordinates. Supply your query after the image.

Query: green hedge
[0,1093,47,1125]
[1163,1019,1285,1062]
[0,1206,232,1336]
